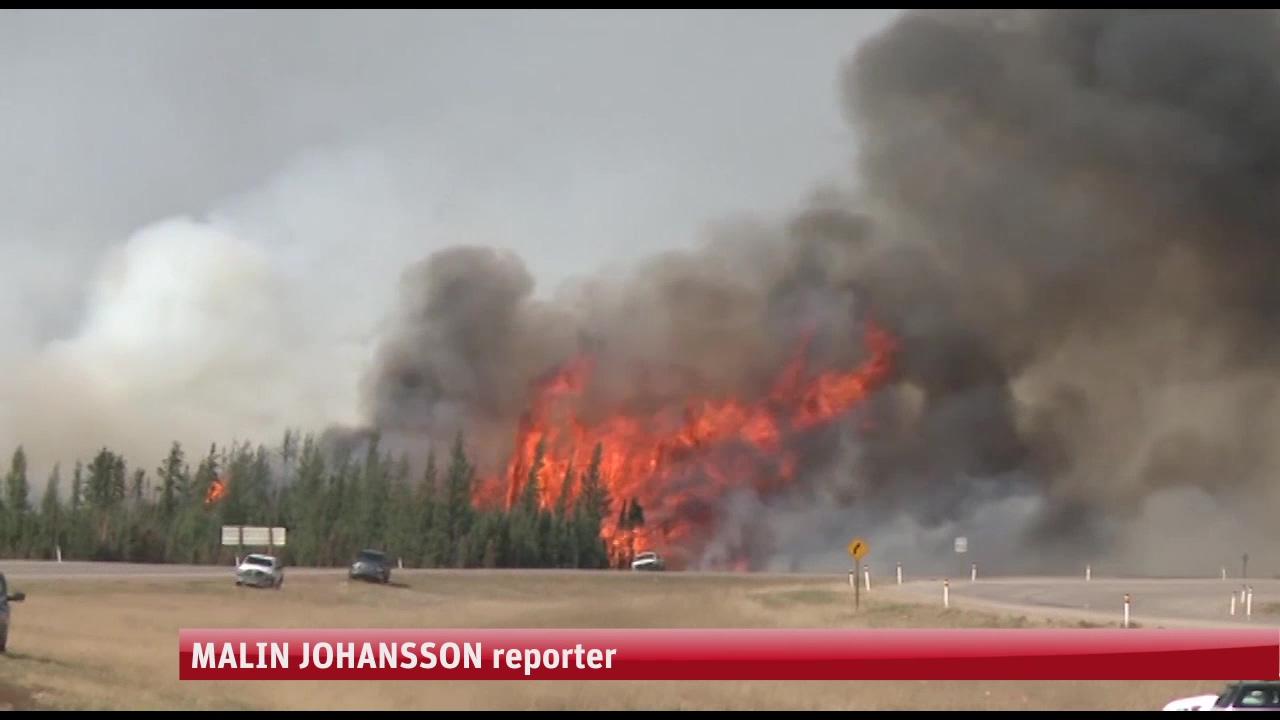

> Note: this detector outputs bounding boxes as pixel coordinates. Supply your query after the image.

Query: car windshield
[1237,686,1280,708]
[244,556,273,568]
[636,552,656,560]
[358,551,386,563]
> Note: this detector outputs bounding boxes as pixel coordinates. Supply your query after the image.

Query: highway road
[892,575,1280,628]
[3,560,1277,629]
[0,560,345,581]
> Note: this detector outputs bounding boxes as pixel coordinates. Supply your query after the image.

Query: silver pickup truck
[235,554,285,589]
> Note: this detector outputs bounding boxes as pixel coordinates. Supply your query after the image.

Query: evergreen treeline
[0,431,644,569]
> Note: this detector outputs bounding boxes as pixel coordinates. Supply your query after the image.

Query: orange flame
[205,476,228,505]
[478,319,899,569]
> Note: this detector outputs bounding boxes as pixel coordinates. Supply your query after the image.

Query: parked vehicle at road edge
[630,551,665,571]
[0,573,27,653]
[1164,681,1280,711]
[349,549,393,584]
[235,554,284,589]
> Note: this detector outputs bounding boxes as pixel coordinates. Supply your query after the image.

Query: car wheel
[235,580,242,587]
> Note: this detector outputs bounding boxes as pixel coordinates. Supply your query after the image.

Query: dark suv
[0,573,27,653]
[349,549,392,584]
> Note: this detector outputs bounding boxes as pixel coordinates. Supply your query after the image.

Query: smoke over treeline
[359,10,1280,574]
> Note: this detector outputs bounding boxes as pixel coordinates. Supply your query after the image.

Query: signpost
[848,537,869,611]
[221,526,288,557]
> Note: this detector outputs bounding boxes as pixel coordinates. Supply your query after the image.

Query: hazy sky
[0,10,901,468]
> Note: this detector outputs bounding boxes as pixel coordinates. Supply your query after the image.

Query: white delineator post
[55,545,62,563]
[863,566,871,592]
[1123,593,1131,628]
[1246,587,1253,619]
[848,570,855,589]
[896,562,903,585]
[943,579,950,609]
[1222,566,1227,581]
[398,557,404,570]
[1085,564,1091,582]
[971,563,977,582]
[1230,593,1237,616]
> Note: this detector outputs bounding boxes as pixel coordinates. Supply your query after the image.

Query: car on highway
[1208,682,1280,711]
[235,554,284,589]
[1164,682,1280,711]
[349,549,393,584]
[0,573,27,653]
[630,551,665,571]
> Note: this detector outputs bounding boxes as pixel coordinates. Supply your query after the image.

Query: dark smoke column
[841,9,1280,573]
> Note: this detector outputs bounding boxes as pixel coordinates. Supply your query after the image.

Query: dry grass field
[0,570,1227,710]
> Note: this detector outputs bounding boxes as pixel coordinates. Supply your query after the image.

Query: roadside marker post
[896,562,902,585]
[1246,587,1253,619]
[1230,593,1236,616]
[863,566,871,592]
[1123,593,1131,628]
[943,579,950,609]
[971,563,977,583]
[1085,564,1091,582]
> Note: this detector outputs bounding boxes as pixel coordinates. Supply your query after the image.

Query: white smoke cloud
[0,148,420,475]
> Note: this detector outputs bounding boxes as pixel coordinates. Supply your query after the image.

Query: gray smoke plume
[842,9,1280,574]
[363,10,1280,575]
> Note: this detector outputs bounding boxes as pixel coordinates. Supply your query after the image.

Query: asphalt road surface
[0,560,345,581]
[3,561,1277,629]
[893,576,1280,628]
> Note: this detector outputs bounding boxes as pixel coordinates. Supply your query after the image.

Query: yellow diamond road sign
[847,537,869,560]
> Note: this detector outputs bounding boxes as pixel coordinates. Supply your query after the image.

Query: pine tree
[510,440,547,567]
[573,443,611,569]
[71,461,83,512]
[111,455,127,505]
[553,462,576,567]
[289,435,326,565]
[193,444,220,508]
[6,446,29,513]
[382,454,415,567]
[87,448,117,509]
[131,469,146,504]
[5,447,30,553]
[443,433,474,567]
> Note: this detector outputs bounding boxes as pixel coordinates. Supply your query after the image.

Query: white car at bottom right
[1164,682,1280,711]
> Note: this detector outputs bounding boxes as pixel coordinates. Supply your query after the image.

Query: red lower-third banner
[178,628,1280,680]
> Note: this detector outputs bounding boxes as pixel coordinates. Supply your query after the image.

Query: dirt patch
[0,673,39,710]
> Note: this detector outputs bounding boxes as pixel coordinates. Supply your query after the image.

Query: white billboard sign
[221,526,287,547]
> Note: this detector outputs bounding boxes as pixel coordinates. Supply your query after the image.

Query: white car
[235,554,284,589]
[630,551,665,571]
[1163,694,1220,711]
[1164,682,1280,711]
